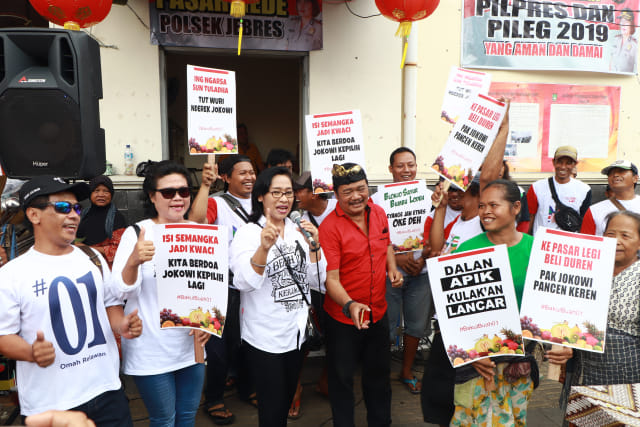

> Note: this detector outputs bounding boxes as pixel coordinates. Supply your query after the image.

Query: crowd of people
[0,109,639,427]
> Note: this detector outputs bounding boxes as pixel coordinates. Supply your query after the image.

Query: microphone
[290,211,317,248]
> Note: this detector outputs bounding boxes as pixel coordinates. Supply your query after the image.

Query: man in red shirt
[319,163,402,427]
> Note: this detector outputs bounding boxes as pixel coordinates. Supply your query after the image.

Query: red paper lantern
[28,0,113,30]
[375,0,440,66]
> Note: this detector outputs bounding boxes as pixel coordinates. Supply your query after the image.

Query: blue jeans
[133,363,205,427]
[386,272,432,341]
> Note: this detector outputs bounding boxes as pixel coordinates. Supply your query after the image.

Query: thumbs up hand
[120,309,143,339]
[32,330,55,367]
[132,227,155,266]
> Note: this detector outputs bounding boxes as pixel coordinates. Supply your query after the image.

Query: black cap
[20,175,91,210]
[293,171,312,190]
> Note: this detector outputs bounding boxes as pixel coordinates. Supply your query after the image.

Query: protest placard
[155,223,229,338]
[440,67,492,125]
[427,245,523,367]
[374,180,432,253]
[304,110,366,193]
[186,65,237,155]
[462,0,640,75]
[519,227,616,353]
[432,94,507,190]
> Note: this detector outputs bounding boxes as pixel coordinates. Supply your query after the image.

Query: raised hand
[132,227,154,266]
[432,183,448,209]
[260,209,279,251]
[119,309,143,339]
[32,331,55,367]
[201,162,218,187]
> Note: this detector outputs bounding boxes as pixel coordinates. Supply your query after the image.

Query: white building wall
[91,1,163,178]
[93,0,639,185]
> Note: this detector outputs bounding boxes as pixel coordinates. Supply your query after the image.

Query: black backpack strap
[132,223,141,237]
[220,193,250,224]
[547,177,561,206]
[77,245,103,276]
[306,211,319,228]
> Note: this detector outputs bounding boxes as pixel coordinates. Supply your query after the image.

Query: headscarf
[77,176,126,245]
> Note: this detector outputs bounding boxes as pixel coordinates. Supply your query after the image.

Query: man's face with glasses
[27,191,81,251]
[336,179,369,218]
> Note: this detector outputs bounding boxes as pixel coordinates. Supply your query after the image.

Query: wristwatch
[342,300,355,318]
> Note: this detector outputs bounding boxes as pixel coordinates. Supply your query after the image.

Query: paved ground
[127,350,567,426]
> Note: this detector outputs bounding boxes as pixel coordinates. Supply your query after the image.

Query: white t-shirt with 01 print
[0,247,122,415]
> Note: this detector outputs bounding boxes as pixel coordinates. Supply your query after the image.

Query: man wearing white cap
[581,160,640,235]
[526,146,592,235]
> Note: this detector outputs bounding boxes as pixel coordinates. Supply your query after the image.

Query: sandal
[245,392,258,408]
[206,404,236,426]
[400,376,421,394]
[288,385,302,419]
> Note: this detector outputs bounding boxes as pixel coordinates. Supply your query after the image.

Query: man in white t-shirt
[370,147,433,395]
[527,146,592,235]
[203,155,257,423]
[0,175,141,424]
[581,160,640,235]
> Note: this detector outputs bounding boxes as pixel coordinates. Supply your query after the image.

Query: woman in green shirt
[450,179,536,427]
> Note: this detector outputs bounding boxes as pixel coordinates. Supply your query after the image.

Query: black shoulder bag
[269,235,324,351]
[548,178,582,232]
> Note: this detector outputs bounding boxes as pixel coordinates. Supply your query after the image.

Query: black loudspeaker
[0,28,105,180]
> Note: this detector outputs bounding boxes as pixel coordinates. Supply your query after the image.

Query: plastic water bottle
[124,145,134,176]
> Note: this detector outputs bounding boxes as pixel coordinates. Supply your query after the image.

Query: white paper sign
[432,94,507,190]
[519,228,616,353]
[375,180,432,253]
[155,223,229,337]
[440,67,492,125]
[304,110,366,193]
[427,245,524,367]
[186,65,237,155]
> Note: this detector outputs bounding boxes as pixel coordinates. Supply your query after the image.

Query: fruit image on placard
[160,307,226,336]
[447,328,524,366]
[431,156,474,189]
[520,317,604,351]
[188,134,237,154]
[393,235,423,252]
[312,179,333,193]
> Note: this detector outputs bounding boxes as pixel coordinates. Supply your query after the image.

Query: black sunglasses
[34,201,83,215]
[155,187,191,199]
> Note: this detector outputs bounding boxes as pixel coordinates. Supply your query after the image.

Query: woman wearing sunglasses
[111,160,212,426]
[229,167,327,426]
